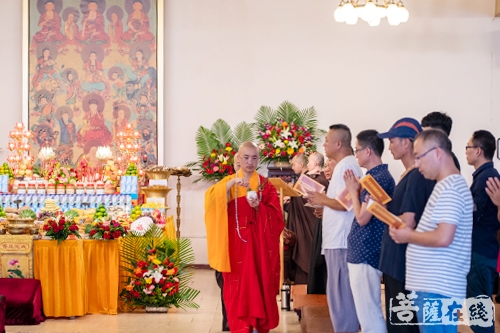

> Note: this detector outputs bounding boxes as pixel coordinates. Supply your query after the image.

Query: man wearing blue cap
[377,118,435,333]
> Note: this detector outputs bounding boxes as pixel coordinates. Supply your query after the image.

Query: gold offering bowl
[146,170,173,180]
[141,186,171,204]
[8,225,30,235]
[170,167,192,177]
[7,218,35,225]
[6,218,35,235]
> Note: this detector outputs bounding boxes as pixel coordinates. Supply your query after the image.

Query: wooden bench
[292,293,334,332]
[293,293,327,318]
[300,304,334,333]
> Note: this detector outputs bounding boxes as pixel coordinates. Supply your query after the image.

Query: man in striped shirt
[390,129,473,333]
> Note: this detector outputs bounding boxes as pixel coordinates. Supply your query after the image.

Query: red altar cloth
[0,278,45,325]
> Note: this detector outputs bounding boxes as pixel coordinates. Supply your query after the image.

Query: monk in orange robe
[205,142,283,333]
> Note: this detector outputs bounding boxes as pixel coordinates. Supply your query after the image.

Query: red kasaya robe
[204,171,283,333]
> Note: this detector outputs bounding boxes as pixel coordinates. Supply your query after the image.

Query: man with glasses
[465,130,499,333]
[377,118,435,333]
[390,129,473,333]
[344,129,395,333]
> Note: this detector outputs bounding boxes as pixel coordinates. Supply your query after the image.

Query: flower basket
[253,101,325,164]
[119,226,200,310]
[186,119,254,183]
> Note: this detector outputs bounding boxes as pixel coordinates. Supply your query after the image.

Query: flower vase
[145,306,169,313]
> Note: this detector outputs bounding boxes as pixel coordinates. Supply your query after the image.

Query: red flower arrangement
[186,119,255,183]
[43,215,81,244]
[199,142,237,180]
[85,219,128,240]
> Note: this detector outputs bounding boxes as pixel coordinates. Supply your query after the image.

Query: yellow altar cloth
[165,215,176,239]
[33,240,87,317]
[83,240,120,314]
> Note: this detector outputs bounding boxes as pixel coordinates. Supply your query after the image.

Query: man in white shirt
[308,124,363,333]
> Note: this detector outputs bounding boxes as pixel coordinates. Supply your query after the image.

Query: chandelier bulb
[397,1,409,23]
[334,0,407,26]
[345,15,358,25]
[334,2,346,23]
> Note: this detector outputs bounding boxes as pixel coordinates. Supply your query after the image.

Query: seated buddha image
[78,0,109,45]
[80,44,109,98]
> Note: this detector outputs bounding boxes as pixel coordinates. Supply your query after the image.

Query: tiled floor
[5,268,500,333]
[6,268,302,333]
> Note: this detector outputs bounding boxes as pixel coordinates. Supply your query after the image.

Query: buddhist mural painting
[27,0,159,166]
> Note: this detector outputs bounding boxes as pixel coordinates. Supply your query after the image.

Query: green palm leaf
[195,126,218,156]
[232,121,254,148]
[211,119,233,145]
[253,105,276,128]
[297,107,318,128]
[276,101,300,124]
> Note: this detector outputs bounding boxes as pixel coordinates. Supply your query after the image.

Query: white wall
[1,0,500,264]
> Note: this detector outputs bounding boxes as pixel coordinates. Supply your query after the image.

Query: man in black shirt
[466,130,500,333]
[421,111,461,170]
[378,118,435,333]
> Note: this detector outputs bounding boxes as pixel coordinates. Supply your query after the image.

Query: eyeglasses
[414,146,440,165]
[465,145,481,150]
[353,147,368,154]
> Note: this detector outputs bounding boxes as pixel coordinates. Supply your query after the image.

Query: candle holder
[7,123,34,178]
[115,124,141,173]
[169,167,192,239]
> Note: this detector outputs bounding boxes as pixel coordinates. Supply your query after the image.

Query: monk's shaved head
[291,153,308,174]
[307,152,324,174]
[238,142,259,175]
[309,152,324,166]
[238,141,259,153]
[294,153,307,165]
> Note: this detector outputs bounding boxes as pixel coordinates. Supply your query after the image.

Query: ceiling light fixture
[334,0,409,26]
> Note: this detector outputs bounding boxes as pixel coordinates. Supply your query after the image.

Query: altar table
[34,240,120,317]
[33,240,87,317]
[83,240,120,314]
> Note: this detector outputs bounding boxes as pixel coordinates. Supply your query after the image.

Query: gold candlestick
[170,167,191,239]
